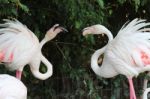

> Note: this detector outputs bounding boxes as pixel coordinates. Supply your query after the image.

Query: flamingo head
[82,24,106,36]
[45,24,68,40]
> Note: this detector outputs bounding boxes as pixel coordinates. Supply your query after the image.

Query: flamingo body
[82,18,150,99]
[0,20,39,71]
[0,19,67,80]
[0,74,27,99]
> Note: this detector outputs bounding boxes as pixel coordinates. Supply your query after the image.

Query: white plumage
[82,18,150,99]
[0,74,27,99]
[143,87,150,99]
[0,19,67,80]
[105,19,150,76]
[0,19,39,70]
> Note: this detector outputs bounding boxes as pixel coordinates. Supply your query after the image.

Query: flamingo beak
[82,27,91,36]
[54,25,68,33]
[59,27,68,33]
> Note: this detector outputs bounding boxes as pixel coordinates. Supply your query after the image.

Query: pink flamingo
[82,18,150,99]
[0,19,67,80]
[0,74,27,99]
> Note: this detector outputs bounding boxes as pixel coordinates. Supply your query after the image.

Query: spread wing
[0,19,39,67]
[110,18,150,67]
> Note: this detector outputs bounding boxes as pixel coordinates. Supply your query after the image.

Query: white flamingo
[0,74,27,99]
[82,18,150,99]
[0,19,67,80]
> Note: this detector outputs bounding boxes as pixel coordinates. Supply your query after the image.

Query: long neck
[30,37,53,80]
[91,27,114,77]
[101,27,113,42]
[40,38,49,49]
[30,53,53,80]
[91,46,106,76]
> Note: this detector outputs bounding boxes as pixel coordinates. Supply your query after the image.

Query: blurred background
[0,0,150,99]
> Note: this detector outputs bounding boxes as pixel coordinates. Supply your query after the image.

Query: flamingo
[0,19,67,80]
[0,74,27,99]
[82,18,150,99]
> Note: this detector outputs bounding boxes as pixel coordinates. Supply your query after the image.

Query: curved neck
[143,88,150,99]
[91,46,106,76]
[91,27,115,77]
[30,53,53,80]
[40,38,49,49]
[30,36,54,80]
[101,27,113,42]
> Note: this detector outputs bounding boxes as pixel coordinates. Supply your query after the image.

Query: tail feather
[131,22,150,32]
[122,18,146,30]
[118,18,149,36]
[0,19,36,63]
[114,18,150,67]
[0,19,32,36]
[139,28,150,32]
[0,28,21,34]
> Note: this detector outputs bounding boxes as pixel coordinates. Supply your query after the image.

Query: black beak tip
[82,29,85,32]
[63,28,68,33]
[53,24,68,33]
[59,26,68,33]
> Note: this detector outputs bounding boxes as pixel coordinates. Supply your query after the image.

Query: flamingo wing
[109,18,150,68]
[0,19,39,70]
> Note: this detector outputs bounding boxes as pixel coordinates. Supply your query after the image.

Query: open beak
[59,26,68,32]
[54,25,68,33]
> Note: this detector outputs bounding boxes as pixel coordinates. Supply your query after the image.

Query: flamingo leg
[128,78,136,99]
[16,70,22,80]
[130,84,133,99]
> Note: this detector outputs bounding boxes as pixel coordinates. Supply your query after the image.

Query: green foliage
[97,0,104,8]
[18,2,29,12]
[0,0,28,17]
[0,0,149,98]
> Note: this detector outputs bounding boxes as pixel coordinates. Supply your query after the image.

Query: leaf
[141,0,149,6]
[85,35,95,45]
[109,9,113,15]
[117,0,126,4]
[0,0,9,3]
[132,0,140,11]
[18,3,29,12]
[9,0,18,3]
[97,0,104,9]
[75,21,81,29]
[11,8,18,16]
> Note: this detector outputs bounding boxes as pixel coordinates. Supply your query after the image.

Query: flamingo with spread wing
[82,18,150,99]
[0,19,67,80]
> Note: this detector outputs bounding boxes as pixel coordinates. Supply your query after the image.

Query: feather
[0,19,38,69]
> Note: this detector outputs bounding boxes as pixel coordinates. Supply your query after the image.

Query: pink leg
[130,84,133,99]
[16,70,22,80]
[128,78,136,99]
